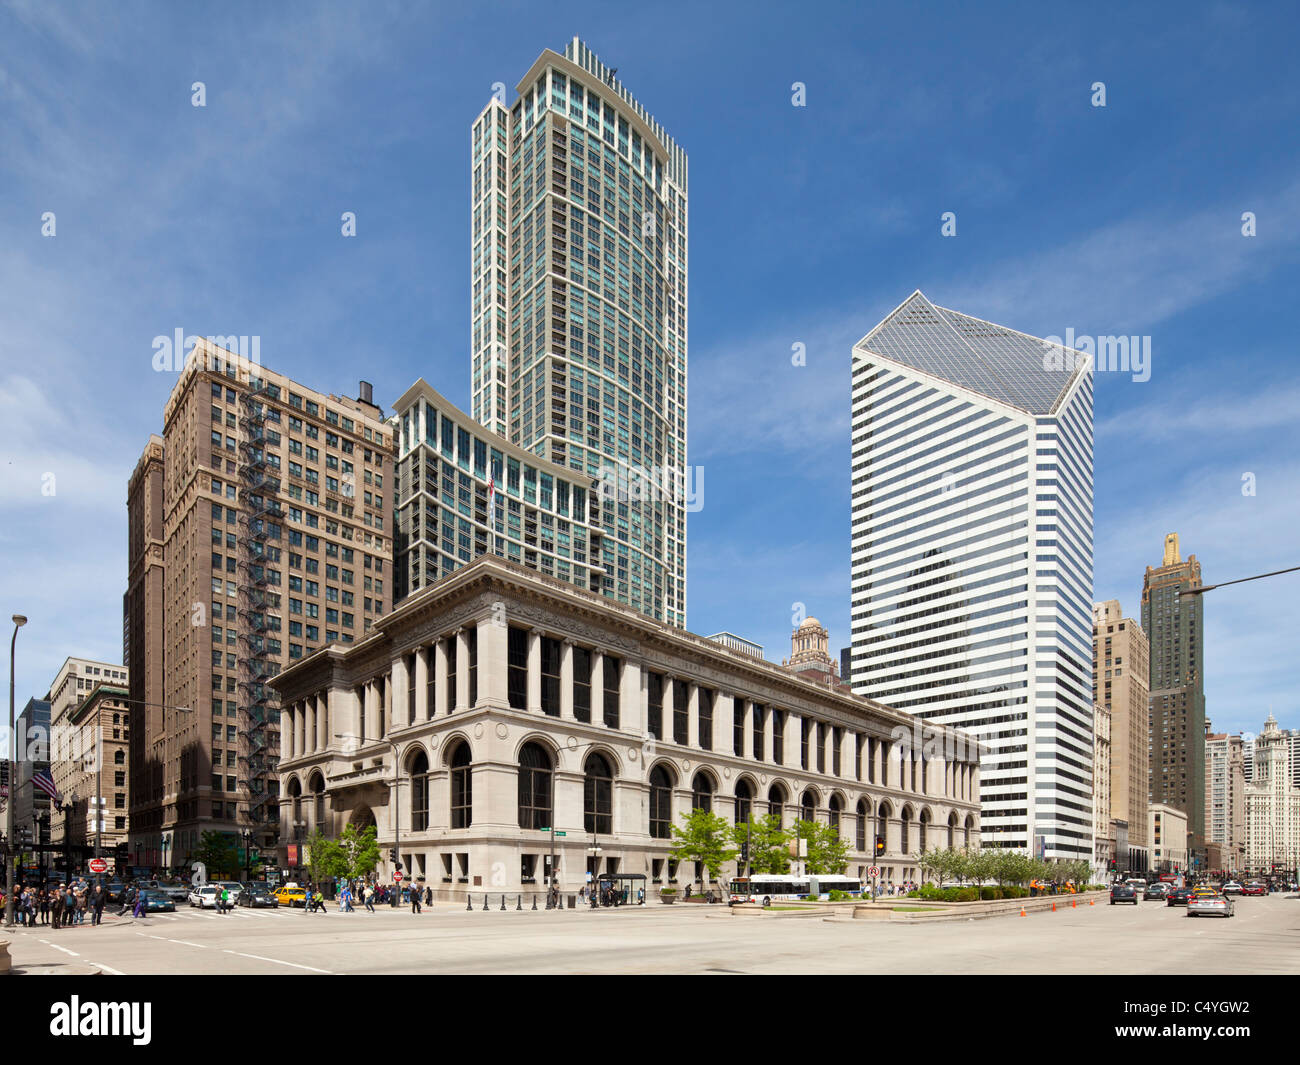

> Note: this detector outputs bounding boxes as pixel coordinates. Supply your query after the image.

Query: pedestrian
[133,887,147,919]
[363,884,375,912]
[52,885,66,929]
[424,885,432,906]
[411,885,422,914]
[92,884,106,926]
[312,890,327,913]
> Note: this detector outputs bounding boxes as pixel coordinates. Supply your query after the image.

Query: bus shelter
[593,873,646,906]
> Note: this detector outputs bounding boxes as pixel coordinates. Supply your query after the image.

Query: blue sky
[2,0,1298,740]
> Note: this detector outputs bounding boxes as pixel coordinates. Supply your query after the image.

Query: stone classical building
[1245,714,1300,875]
[272,556,981,897]
[783,616,852,693]
[1093,703,1112,874]
[1149,802,1188,874]
[1205,731,1246,873]
[1092,600,1150,869]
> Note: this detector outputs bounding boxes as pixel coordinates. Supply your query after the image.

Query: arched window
[964,814,974,848]
[649,765,674,839]
[800,789,817,823]
[828,794,843,834]
[734,779,753,825]
[767,784,786,828]
[691,771,713,813]
[114,750,125,765]
[919,808,930,853]
[409,750,429,832]
[450,742,472,828]
[948,813,958,849]
[900,807,912,855]
[288,777,303,832]
[855,799,868,851]
[584,753,613,835]
[517,742,553,829]
[877,802,892,855]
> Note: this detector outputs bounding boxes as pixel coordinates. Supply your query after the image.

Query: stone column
[434,638,449,717]
[413,647,429,721]
[620,658,642,734]
[712,693,733,754]
[284,703,296,760]
[590,652,604,723]
[686,684,699,751]
[763,710,775,764]
[455,629,470,713]
[839,730,852,780]
[476,615,509,711]
[784,711,802,770]
[316,693,328,751]
[559,639,574,719]
[392,654,410,728]
[527,629,542,715]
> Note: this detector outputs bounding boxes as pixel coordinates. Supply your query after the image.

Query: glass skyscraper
[849,291,1095,859]
[470,39,688,626]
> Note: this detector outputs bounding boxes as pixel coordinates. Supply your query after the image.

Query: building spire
[1162,532,1181,567]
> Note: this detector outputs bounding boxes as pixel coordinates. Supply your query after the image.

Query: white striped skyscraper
[849,291,1094,859]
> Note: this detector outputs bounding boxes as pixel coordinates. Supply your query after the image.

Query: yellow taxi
[273,885,307,908]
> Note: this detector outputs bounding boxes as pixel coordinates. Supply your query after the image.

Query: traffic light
[875,835,885,856]
[739,841,749,864]
[1109,858,1116,872]
[389,848,401,870]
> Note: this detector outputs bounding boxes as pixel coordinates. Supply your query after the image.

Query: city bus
[728,874,863,906]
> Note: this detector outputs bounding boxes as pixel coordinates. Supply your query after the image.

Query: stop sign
[89,858,108,874]
[393,870,403,882]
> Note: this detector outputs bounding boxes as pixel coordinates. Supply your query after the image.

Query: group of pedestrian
[298,878,433,913]
[5,881,108,928]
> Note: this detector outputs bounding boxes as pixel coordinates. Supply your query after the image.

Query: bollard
[517,894,523,911]
[532,893,538,910]
[466,894,473,911]
[500,893,507,911]
[482,893,489,911]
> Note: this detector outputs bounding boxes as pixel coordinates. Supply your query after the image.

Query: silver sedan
[1186,893,1234,918]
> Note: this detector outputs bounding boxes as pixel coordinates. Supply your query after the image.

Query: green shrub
[979,886,1004,900]
[954,887,979,902]
[827,889,850,902]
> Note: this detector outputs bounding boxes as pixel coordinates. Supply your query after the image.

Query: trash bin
[567,895,576,909]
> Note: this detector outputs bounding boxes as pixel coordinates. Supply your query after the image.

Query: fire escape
[236,381,281,848]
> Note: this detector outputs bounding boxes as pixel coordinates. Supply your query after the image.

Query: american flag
[33,768,61,803]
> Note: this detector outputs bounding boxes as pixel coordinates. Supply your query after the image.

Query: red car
[1242,882,1267,896]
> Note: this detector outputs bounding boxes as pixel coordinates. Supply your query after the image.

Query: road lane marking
[89,962,124,975]
[222,949,332,973]
[170,940,207,948]
[47,943,79,957]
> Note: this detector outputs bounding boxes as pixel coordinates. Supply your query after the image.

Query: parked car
[157,882,190,903]
[1110,883,1139,905]
[1187,892,1234,918]
[1220,881,1244,896]
[1144,883,1171,900]
[237,883,279,908]
[1166,887,1193,906]
[1242,882,1267,896]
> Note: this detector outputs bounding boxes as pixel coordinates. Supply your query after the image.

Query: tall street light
[5,614,28,929]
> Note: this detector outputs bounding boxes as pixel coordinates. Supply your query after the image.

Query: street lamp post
[241,828,252,885]
[4,614,27,928]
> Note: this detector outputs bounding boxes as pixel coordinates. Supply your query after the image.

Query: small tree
[335,823,380,880]
[303,829,342,884]
[921,847,960,888]
[194,831,240,879]
[730,815,790,875]
[794,820,850,875]
[670,809,739,886]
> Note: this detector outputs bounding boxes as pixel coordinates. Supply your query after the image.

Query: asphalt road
[5,892,1299,974]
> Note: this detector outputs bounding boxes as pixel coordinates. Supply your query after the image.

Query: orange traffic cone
[1051,901,1056,911]
[1089,899,1095,906]
[1072,900,1077,909]
[1019,906,1027,917]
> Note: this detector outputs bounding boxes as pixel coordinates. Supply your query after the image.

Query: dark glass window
[583,753,613,834]
[426,645,437,717]
[467,627,478,708]
[573,646,591,723]
[697,688,713,749]
[450,743,472,828]
[649,765,672,839]
[752,703,765,762]
[540,637,561,716]
[672,680,688,745]
[508,627,528,710]
[772,709,784,764]
[446,638,458,709]
[734,779,753,825]
[691,772,712,812]
[768,784,785,828]
[800,790,816,822]
[602,655,620,728]
[856,801,868,850]
[409,751,429,831]
[733,700,744,756]
[801,717,811,770]
[828,794,842,834]
[517,742,552,829]
[406,653,417,720]
[646,672,663,740]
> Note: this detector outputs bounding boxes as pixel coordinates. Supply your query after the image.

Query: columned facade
[274,557,981,897]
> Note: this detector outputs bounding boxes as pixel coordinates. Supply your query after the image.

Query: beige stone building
[1093,600,1150,868]
[1245,714,1300,875]
[1205,732,1246,873]
[272,556,981,898]
[125,340,395,873]
[55,682,132,862]
[1093,703,1112,873]
[1149,802,1188,873]
[46,657,130,848]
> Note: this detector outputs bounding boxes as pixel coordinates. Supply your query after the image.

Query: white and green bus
[728,874,862,906]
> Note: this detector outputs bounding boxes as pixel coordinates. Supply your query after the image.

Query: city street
[5,892,1299,975]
